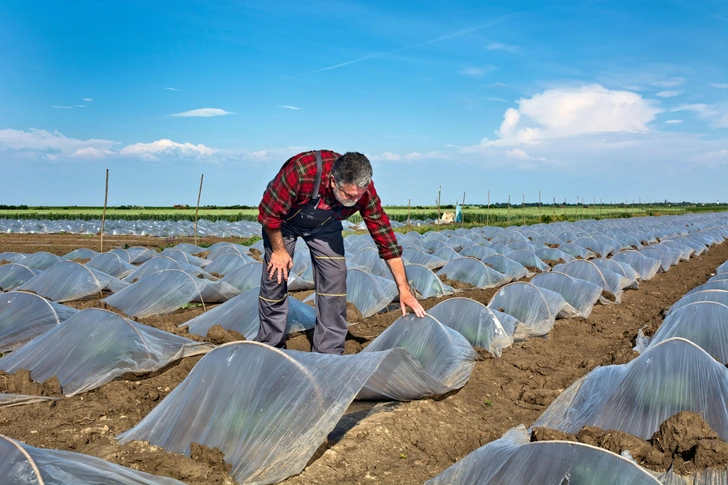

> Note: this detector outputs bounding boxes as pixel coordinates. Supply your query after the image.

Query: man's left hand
[399,290,426,318]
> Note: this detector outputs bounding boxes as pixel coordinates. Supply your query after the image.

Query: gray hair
[331,152,373,188]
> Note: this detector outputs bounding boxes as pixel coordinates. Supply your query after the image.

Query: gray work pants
[256,220,348,354]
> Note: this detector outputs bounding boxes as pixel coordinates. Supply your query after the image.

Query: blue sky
[1,0,726,207]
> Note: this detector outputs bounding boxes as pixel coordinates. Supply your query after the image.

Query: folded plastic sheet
[347,268,398,318]
[552,260,628,303]
[534,247,575,264]
[0,291,78,352]
[286,270,315,291]
[640,246,680,272]
[0,394,58,408]
[0,434,187,484]
[667,290,728,315]
[204,253,254,276]
[193,279,242,304]
[687,280,728,296]
[488,283,574,339]
[118,326,477,485]
[660,240,695,260]
[221,262,263,292]
[172,243,206,255]
[641,302,728,364]
[482,255,529,280]
[402,248,447,270]
[404,263,454,299]
[182,287,316,338]
[505,250,550,273]
[718,260,728,274]
[432,246,461,262]
[530,272,603,318]
[534,338,728,440]
[22,252,64,271]
[0,263,37,291]
[557,243,596,259]
[612,250,662,280]
[0,308,213,396]
[459,245,498,260]
[86,252,136,279]
[17,261,129,302]
[425,425,661,485]
[103,269,204,318]
[124,246,157,264]
[591,258,639,289]
[63,248,99,260]
[347,247,392,279]
[427,297,513,356]
[437,258,512,289]
[123,256,214,283]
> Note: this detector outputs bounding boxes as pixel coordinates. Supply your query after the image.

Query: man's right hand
[268,250,293,284]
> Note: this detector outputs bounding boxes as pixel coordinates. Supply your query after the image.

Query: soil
[532,412,728,475]
[0,233,727,484]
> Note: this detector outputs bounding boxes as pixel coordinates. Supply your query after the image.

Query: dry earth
[0,233,727,484]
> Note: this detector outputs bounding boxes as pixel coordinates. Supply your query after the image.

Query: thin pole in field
[552,197,556,218]
[507,195,511,227]
[407,198,411,230]
[486,190,490,226]
[538,190,542,221]
[522,194,525,225]
[461,191,466,227]
[194,174,204,246]
[437,186,441,226]
[563,198,567,221]
[100,168,109,252]
[600,198,603,219]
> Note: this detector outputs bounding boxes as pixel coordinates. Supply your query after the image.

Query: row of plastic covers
[427,256,728,484]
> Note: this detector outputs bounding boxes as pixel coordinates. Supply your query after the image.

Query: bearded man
[256,150,425,354]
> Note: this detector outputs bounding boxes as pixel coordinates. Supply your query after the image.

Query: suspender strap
[312,150,323,200]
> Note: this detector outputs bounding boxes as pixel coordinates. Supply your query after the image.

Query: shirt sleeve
[258,158,302,230]
[359,182,402,260]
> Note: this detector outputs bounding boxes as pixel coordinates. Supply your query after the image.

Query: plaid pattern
[258,150,402,260]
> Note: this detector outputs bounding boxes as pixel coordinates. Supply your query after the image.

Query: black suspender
[312,150,323,200]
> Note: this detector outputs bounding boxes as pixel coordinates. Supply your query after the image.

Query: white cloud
[119,139,220,161]
[52,105,74,109]
[710,83,728,89]
[459,67,486,78]
[74,104,87,108]
[369,151,447,163]
[652,77,686,88]
[656,90,680,97]
[665,119,683,124]
[278,105,302,110]
[482,84,661,145]
[484,97,507,102]
[0,128,115,161]
[83,98,93,102]
[164,87,182,92]
[506,148,530,160]
[486,82,508,88]
[671,103,728,129]
[171,108,235,117]
[486,43,519,52]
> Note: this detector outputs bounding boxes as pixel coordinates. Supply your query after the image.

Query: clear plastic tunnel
[0,264,37,291]
[404,263,454,299]
[534,338,728,440]
[17,261,129,302]
[551,260,629,303]
[221,262,263,293]
[0,291,78,352]
[437,258,512,289]
[402,248,447,270]
[505,250,550,273]
[482,255,529,281]
[86,252,136,279]
[346,268,398,318]
[530,272,603,318]
[0,308,213,396]
[427,297,513,356]
[611,251,662,281]
[204,253,255,277]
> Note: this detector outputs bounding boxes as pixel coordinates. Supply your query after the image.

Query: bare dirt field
[1,233,727,484]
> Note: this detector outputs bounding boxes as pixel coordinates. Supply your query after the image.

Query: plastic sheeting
[348,247,392,279]
[591,258,639,289]
[718,260,728,274]
[534,247,575,264]
[0,434,187,484]
[640,246,679,272]
[63,248,99,260]
[17,261,129,302]
[612,250,662,281]
[427,297,513,356]
[432,246,461,262]
[103,269,204,318]
[558,243,596,259]
[641,302,728,364]
[404,263,454,299]
[0,291,78,352]
[347,268,398,318]
[425,425,661,485]
[123,256,213,283]
[22,252,64,271]
[687,280,728,296]
[182,287,316,338]
[0,308,213,396]
[0,263,37,291]
[221,262,263,292]
[482,255,529,281]
[552,260,628,303]
[667,290,728,315]
[505,250,550,273]
[402,248,447,270]
[86,252,136,279]
[0,252,26,263]
[437,258,512,289]
[160,248,211,268]
[118,321,478,485]
[534,338,728,440]
[573,237,613,258]
[459,245,498,261]
[123,247,158,264]
[530,272,603,318]
[0,394,57,408]
[203,253,254,276]
[488,283,574,339]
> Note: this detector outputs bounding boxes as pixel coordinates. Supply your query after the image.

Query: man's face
[330,176,367,207]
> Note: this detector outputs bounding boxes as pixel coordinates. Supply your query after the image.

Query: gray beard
[334,192,357,207]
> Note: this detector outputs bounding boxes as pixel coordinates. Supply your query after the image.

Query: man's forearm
[264,227,286,253]
[385,257,412,291]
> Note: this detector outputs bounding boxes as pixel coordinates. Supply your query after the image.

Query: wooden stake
[437,186,441,227]
[100,169,109,252]
[538,190,541,221]
[407,198,411,230]
[486,191,490,226]
[507,195,511,227]
[553,196,556,217]
[522,194,525,225]
[194,174,204,246]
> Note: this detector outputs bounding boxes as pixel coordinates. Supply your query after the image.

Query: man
[256,149,425,355]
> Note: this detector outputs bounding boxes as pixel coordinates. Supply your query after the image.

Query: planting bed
[0,233,727,484]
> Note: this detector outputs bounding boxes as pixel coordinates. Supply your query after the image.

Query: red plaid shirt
[258,150,402,260]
